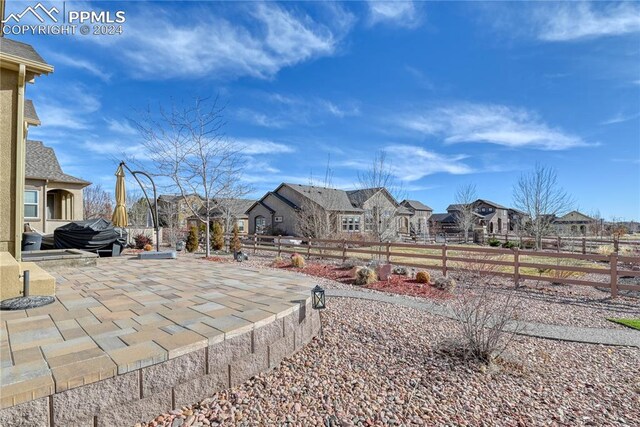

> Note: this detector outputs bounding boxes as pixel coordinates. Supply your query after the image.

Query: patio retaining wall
[0,301,321,427]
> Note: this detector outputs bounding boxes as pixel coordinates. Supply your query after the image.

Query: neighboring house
[346,188,409,239]
[400,199,433,236]
[507,208,528,233]
[0,38,53,258]
[157,193,203,228]
[186,198,255,234]
[553,211,595,236]
[429,212,461,235]
[431,199,521,236]
[247,183,362,236]
[25,140,90,233]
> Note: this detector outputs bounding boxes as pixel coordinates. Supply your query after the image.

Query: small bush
[488,238,501,247]
[520,240,535,249]
[354,267,377,286]
[273,256,284,263]
[133,234,152,250]
[211,222,224,251]
[416,271,430,284]
[291,254,306,268]
[501,241,517,249]
[393,266,408,275]
[143,243,153,252]
[342,258,366,269]
[434,277,456,292]
[186,227,199,253]
[230,223,242,253]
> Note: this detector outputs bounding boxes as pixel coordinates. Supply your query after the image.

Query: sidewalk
[326,289,640,348]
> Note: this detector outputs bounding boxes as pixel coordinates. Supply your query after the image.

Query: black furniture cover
[53,219,127,252]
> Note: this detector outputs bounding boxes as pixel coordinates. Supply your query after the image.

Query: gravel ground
[141,297,640,427]
[232,254,640,330]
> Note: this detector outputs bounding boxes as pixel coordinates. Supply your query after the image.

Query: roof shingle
[25,141,90,185]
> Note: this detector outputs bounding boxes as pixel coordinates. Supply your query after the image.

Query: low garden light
[311,285,326,310]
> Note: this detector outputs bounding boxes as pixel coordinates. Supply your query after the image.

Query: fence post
[385,241,391,263]
[556,236,561,252]
[277,235,282,257]
[613,237,619,253]
[582,237,586,255]
[307,238,312,259]
[442,244,448,277]
[342,239,347,263]
[609,252,618,298]
[253,234,257,255]
[513,247,520,288]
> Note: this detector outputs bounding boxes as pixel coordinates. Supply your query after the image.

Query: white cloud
[82,140,146,158]
[600,112,640,126]
[235,93,360,128]
[367,1,421,28]
[106,118,138,135]
[385,145,473,181]
[30,84,100,130]
[400,102,589,151]
[86,3,354,80]
[235,138,295,155]
[338,146,473,182]
[45,52,111,81]
[534,2,640,41]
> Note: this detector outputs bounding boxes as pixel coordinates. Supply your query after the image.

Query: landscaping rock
[376,264,392,281]
[434,277,456,292]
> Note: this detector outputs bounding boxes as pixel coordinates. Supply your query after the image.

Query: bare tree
[453,184,477,243]
[132,96,249,257]
[127,189,149,226]
[357,150,405,241]
[83,184,113,219]
[295,155,340,239]
[157,198,182,245]
[512,164,573,250]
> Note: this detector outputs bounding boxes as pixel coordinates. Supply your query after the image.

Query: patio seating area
[0,256,321,426]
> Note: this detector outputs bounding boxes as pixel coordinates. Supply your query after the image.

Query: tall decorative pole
[120,162,160,252]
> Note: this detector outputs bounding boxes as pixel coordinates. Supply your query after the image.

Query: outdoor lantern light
[311,285,326,310]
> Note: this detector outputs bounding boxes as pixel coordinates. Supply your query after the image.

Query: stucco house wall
[24,178,85,233]
[0,67,19,254]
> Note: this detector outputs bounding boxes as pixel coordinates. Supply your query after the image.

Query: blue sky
[9,1,640,219]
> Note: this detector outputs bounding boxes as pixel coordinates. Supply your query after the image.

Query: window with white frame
[24,190,39,218]
[341,216,360,232]
[236,219,245,232]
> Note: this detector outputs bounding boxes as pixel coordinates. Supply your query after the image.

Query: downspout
[14,64,26,260]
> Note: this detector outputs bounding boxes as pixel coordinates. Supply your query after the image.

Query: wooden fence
[233,234,640,298]
[487,233,639,255]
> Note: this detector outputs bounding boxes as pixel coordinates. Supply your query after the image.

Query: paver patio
[0,256,319,418]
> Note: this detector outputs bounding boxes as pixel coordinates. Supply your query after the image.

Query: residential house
[346,188,411,239]
[186,198,255,234]
[247,183,362,236]
[157,193,203,228]
[428,212,459,235]
[553,211,596,236]
[432,199,515,236]
[24,140,90,233]
[0,38,53,258]
[400,199,433,237]
[1,37,55,299]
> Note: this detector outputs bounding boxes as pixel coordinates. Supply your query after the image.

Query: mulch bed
[276,262,453,300]
[203,256,233,263]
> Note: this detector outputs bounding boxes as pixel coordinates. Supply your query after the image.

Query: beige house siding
[0,67,19,254]
[24,178,85,233]
[248,203,274,235]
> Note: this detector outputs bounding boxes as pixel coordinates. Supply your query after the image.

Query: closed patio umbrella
[112,164,128,228]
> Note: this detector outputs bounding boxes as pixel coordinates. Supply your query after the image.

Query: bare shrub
[449,252,523,364]
[452,284,523,363]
